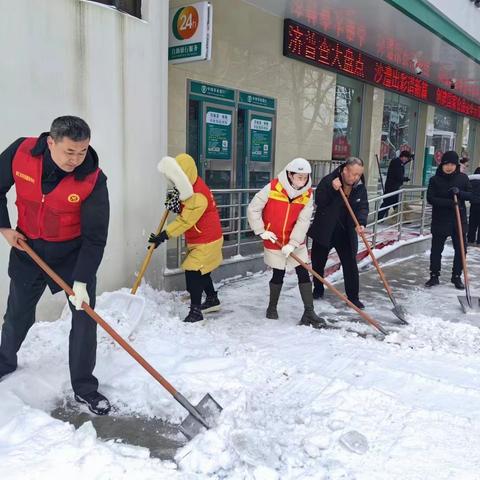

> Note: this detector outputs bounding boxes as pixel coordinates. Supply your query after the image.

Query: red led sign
[283,19,480,120]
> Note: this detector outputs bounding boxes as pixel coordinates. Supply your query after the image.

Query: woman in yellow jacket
[149,154,223,322]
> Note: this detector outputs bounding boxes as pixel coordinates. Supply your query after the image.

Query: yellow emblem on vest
[68,194,80,203]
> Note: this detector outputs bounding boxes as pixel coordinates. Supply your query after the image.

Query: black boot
[425,273,440,288]
[201,292,221,313]
[349,298,365,310]
[184,305,203,323]
[266,282,282,319]
[75,391,111,415]
[298,283,327,328]
[451,275,465,290]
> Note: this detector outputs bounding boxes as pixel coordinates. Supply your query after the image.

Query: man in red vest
[0,116,111,415]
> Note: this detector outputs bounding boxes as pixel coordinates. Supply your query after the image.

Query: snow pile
[2,246,480,478]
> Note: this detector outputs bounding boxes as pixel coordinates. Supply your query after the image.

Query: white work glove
[69,281,90,310]
[281,244,295,258]
[260,230,278,245]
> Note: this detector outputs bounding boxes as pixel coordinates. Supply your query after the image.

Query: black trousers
[0,275,98,396]
[378,193,399,220]
[270,265,310,285]
[185,270,216,305]
[429,229,466,277]
[468,206,480,244]
[311,230,360,301]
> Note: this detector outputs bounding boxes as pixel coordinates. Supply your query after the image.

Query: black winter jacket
[427,166,471,236]
[384,157,408,193]
[308,165,369,251]
[468,174,480,207]
[0,133,109,292]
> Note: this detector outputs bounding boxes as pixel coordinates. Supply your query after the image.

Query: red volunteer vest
[183,177,223,245]
[262,178,312,250]
[12,137,100,242]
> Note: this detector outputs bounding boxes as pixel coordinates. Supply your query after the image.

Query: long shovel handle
[19,239,180,397]
[453,194,472,303]
[338,188,395,301]
[131,210,169,294]
[375,154,385,194]
[277,241,387,336]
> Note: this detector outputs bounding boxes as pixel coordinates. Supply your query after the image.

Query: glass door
[244,109,275,189]
[200,101,236,189]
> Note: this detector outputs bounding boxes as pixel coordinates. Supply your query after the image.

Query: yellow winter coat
[158,154,223,275]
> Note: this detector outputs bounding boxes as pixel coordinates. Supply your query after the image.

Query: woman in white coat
[247,158,325,327]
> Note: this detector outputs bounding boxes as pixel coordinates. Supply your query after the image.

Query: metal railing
[310,159,343,185]
[166,186,431,271]
[365,186,431,248]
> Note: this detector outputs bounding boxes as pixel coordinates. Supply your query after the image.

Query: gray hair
[345,156,364,167]
[50,116,91,142]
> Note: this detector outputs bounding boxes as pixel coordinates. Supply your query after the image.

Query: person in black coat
[425,150,471,289]
[378,150,412,220]
[467,167,480,246]
[0,116,111,415]
[308,157,369,309]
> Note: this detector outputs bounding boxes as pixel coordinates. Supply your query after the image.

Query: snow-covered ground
[2,244,480,479]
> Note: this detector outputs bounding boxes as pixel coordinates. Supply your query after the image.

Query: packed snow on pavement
[2,244,480,479]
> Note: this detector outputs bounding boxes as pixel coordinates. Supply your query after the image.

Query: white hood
[277,168,311,200]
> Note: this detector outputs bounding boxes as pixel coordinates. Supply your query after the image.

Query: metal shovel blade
[457,295,480,314]
[96,291,146,337]
[391,304,409,325]
[179,393,223,440]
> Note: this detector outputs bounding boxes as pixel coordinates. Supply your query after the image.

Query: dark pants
[185,270,216,305]
[429,229,466,277]
[467,206,480,244]
[270,265,310,285]
[0,275,99,396]
[311,230,360,301]
[378,193,399,220]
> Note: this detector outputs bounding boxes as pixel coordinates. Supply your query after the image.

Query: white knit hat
[286,157,312,174]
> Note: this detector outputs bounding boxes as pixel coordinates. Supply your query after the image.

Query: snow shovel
[453,194,480,313]
[277,242,388,336]
[98,210,169,337]
[19,238,222,440]
[339,189,408,324]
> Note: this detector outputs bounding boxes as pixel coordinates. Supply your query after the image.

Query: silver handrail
[166,186,431,270]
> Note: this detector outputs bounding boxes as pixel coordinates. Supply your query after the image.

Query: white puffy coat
[247,168,313,270]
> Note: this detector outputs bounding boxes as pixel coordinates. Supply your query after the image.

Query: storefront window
[332,75,363,160]
[433,107,457,156]
[422,108,459,186]
[468,121,477,168]
[380,92,419,189]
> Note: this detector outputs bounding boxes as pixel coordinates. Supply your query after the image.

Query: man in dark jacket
[425,150,471,289]
[378,150,412,220]
[467,167,480,246]
[308,157,369,309]
[0,116,111,415]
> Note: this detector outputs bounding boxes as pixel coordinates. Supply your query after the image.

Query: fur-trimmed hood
[277,168,312,200]
[469,174,480,181]
[157,154,195,201]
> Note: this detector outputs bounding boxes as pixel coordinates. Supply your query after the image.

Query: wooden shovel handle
[131,210,169,294]
[338,188,394,299]
[18,239,178,396]
[276,241,387,335]
[453,194,471,293]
